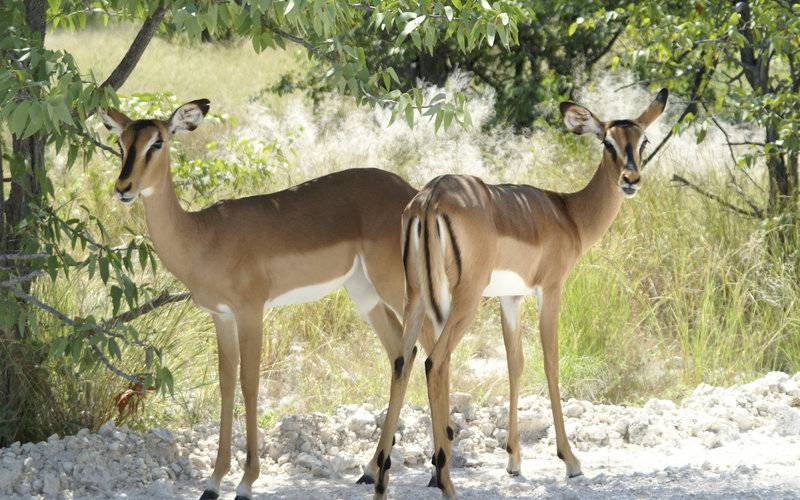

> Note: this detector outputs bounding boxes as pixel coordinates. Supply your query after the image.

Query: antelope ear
[98,108,131,135]
[168,99,210,134]
[559,102,606,141]
[636,88,669,128]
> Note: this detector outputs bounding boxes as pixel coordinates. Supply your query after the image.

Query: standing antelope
[98,100,419,500]
[370,89,669,498]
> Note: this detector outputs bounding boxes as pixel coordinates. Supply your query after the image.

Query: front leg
[201,313,239,500]
[539,286,582,478]
[233,306,264,500]
[500,296,524,475]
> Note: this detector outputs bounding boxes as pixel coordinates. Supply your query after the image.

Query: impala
[370,89,669,498]
[98,100,420,500]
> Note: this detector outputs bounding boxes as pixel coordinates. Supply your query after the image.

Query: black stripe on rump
[441,214,462,285]
[423,218,442,324]
[402,217,413,277]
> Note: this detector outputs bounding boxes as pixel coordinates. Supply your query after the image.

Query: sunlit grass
[24,26,800,440]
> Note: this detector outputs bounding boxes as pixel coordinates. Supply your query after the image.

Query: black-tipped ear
[168,98,211,134]
[98,108,132,135]
[637,89,668,128]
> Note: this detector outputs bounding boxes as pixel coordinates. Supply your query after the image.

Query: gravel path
[2,372,799,499]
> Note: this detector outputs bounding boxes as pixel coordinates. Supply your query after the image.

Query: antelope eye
[151,140,163,150]
[603,140,616,156]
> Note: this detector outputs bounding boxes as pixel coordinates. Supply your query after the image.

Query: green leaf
[401,15,426,38]
[99,255,109,284]
[568,22,577,36]
[110,285,123,315]
[9,101,30,135]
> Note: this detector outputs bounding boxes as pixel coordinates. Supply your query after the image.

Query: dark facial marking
[394,356,405,380]
[446,426,454,441]
[609,119,638,129]
[119,142,136,180]
[624,143,637,171]
[603,140,617,160]
[131,120,156,130]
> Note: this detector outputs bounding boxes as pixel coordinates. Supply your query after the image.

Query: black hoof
[356,473,375,485]
[568,471,584,479]
[234,496,251,500]
[427,474,439,488]
[199,490,219,500]
[507,469,520,477]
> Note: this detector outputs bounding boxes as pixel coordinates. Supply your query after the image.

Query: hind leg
[346,262,419,492]
[425,290,483,498]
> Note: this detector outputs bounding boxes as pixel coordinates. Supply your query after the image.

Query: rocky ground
[2,372,800,499]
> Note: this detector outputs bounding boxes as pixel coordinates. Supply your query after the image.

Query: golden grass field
[33,24,800,434]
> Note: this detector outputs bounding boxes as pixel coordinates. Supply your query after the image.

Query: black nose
[116,183,132,194]
[622,175,639,186]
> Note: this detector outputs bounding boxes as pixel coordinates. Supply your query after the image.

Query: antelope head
[559,88,668,198]
[99,99,210,203]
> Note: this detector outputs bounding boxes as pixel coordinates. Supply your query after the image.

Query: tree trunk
[765,124,793,215]
[0,0,48,447]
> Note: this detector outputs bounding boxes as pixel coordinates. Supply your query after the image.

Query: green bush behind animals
[1,0,799,446]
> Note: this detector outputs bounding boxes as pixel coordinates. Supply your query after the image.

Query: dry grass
[31,26,800,436]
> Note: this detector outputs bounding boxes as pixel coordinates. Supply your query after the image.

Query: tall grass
[20,26,799,440]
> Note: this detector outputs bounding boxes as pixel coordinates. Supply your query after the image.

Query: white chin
[117,194,137,204]
[621,188,639,198]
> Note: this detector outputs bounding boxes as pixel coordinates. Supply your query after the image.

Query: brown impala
[368,89,669,498]
[98,100,422,500]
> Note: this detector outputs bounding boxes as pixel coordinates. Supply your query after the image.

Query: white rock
[644,399,677,413]
[98,420,116,436]
[42,472,59,496]
[518,411,550,442]
[0,459,22,489]
[347,408,376,438]
[564,400,585,418]
[773,407,800,436]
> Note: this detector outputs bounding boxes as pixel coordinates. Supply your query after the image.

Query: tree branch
[0,270,45,288]
[103,290,190,327]
[0,282,141,384]
[706,114,764,216]
[100,5,166,91]
[267,24,333,63]
[586,25,625,69]
[0,253,48,262]
[671,174,760,218]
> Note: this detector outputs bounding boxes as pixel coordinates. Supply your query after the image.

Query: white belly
[267,260,357,308]
[482,270,534,297]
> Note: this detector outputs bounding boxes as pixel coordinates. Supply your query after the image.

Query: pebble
[0,372,797,498]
